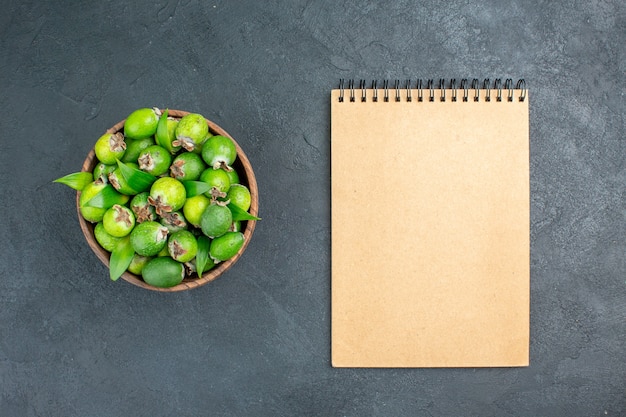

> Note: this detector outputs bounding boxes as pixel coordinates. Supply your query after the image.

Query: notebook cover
[331,88,529,367]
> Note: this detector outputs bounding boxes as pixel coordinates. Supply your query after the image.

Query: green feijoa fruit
[93,163,116,183]
[191,132,212,155]
[130,221,169,256]
[201,135,237,170]
[141,257,185,288]
[157,245,170,257]
[94,222,124,252]
[183,194,211,228]
[173,113,208,152]
[170,152,206,181]
[230,220,242,232]
[127,254,151,275]
[160,211,188,233]
[200,203,233,238]
[225,168,240,185]
[121,137,155,163]
[226,184,251,212]
[80,202,106,223]
[209,232,244,262]
[124,107,160,139]
[79,181,128,223]
[149,177,186,215]
[94,132,126,164]
[108,162,141,195]
[102,204,136,237]
[138,145,172,176]
[167,230,198,263]
[130,192,157,223]
[200,167,231,199]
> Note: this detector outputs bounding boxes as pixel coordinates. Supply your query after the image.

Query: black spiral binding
[338,78,527,103]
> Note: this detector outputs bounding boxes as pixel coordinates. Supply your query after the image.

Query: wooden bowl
[76,109,258,292]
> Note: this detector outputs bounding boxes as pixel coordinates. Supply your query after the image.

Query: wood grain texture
[76,109,258,292]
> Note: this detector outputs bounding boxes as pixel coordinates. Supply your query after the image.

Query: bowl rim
[76,109,258,292]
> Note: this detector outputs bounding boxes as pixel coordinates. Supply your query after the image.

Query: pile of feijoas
[55,108,259,288]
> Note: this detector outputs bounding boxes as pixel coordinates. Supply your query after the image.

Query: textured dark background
[1,0,624,416]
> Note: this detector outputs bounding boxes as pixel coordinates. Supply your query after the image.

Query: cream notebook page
[331,83,529,367]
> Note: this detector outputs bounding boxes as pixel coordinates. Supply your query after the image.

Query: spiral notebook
[331,79,529,368]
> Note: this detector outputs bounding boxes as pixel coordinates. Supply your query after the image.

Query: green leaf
[182,180,211,198]
[195,236,214,277]
[155,108,170,150]
[53,172,93,191]
[228,203,261,221]
[109,236,135,281]
[116,159,156,192]
[82,184,128,208]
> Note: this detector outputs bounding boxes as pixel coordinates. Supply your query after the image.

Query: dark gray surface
[1,0,624,416]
